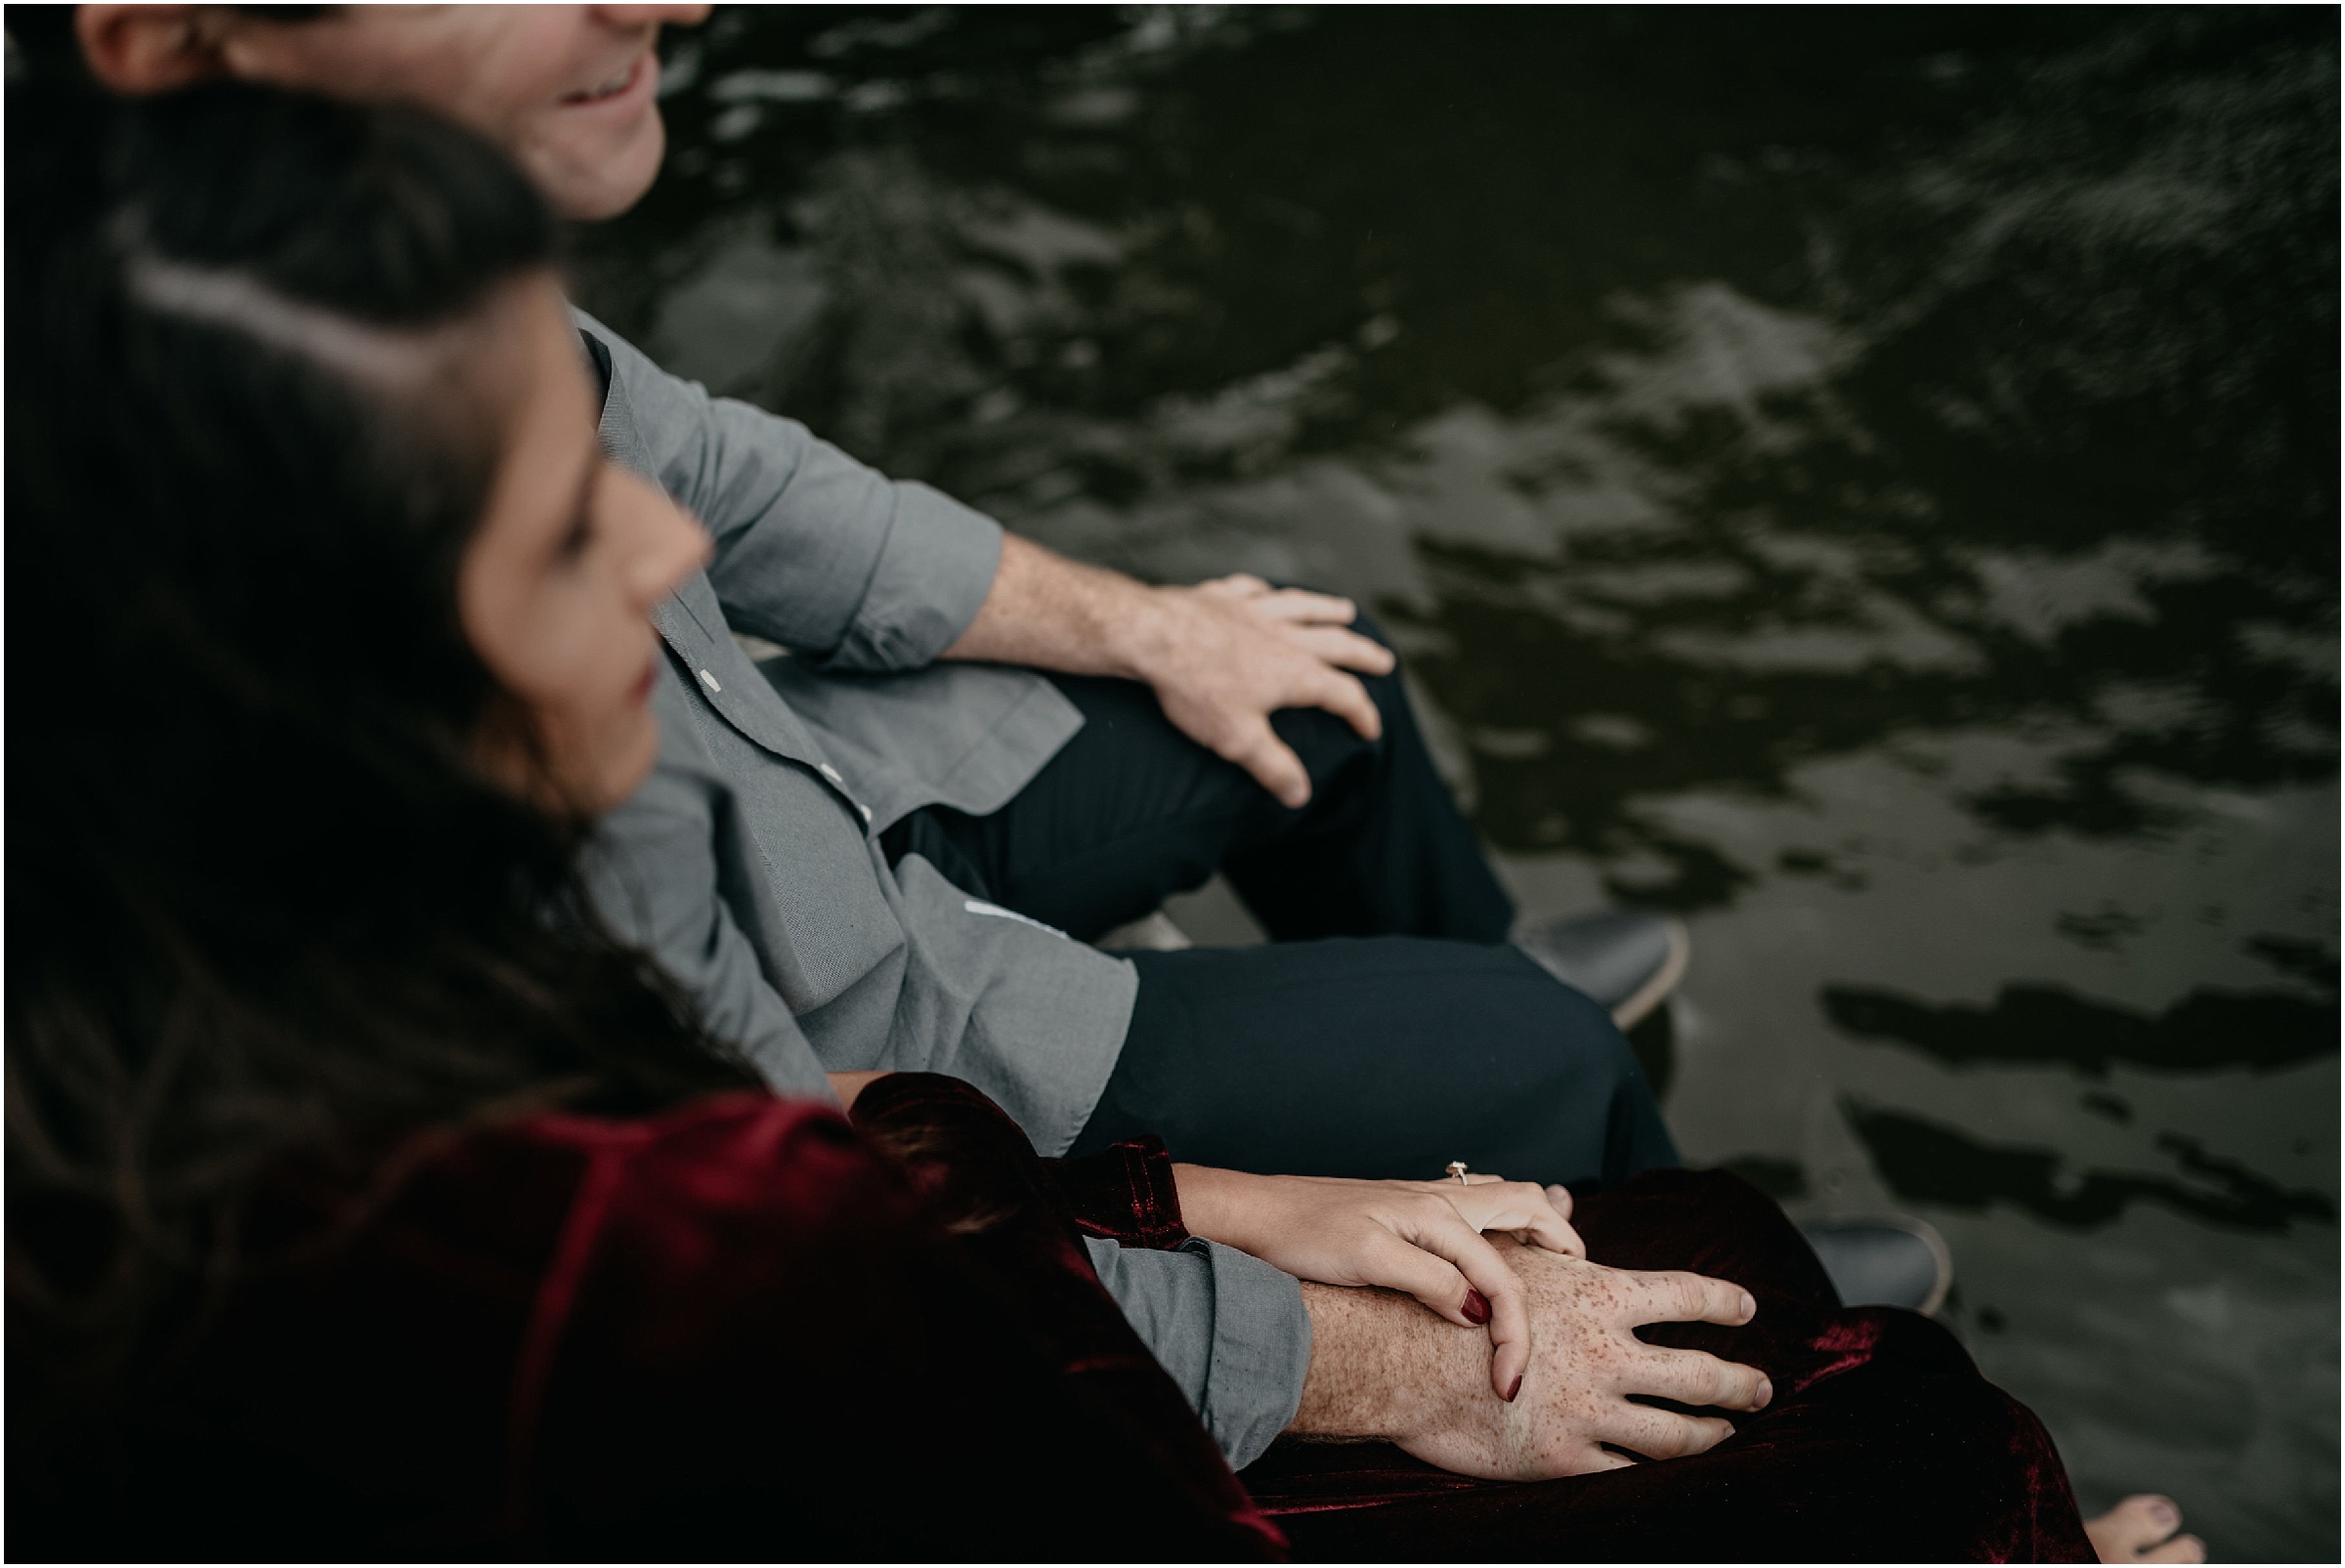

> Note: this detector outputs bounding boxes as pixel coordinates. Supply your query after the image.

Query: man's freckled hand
[1135,577,1396,807]
[1417,1250,1767,1480]
[1296,1246,1769,1483]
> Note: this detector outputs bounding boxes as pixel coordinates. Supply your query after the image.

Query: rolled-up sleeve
[1083,1236,1311,1471]
[576,310,1002,672]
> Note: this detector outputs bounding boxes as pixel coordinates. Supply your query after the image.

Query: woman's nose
[618,477,711,612]
[640,512,711,611]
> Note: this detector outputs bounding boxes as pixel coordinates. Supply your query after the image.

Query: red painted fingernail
[1463,1290,1492,1325]
[1505,1374,1523,1404]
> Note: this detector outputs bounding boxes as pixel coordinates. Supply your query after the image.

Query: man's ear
[75,6,230,93]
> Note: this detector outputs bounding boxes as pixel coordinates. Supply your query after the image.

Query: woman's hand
[1172,1165,1583,1401]
[826,1071,888,1109]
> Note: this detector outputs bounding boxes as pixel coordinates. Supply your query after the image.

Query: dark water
[576,8,2340,1555]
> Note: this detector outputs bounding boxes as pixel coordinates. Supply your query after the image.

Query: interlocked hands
[1389,1250,1771,1479]
[1174,1165,1582,1399]
[1186,1165,1774,1477]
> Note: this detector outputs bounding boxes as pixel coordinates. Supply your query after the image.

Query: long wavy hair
[6,81,758,1430]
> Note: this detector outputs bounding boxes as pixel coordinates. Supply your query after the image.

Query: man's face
[87,6,707,220]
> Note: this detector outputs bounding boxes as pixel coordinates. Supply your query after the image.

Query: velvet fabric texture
[17,1073,2092,1562]
[1240,1168,2096,1563]
[1050,1127,1191,1250]
[845,1075,2093,1561]
[11,1085,1281,1562]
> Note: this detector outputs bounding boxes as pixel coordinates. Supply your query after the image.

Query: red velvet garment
[15,1087,1281,1561]
[1240,1168,2096,1563]
[855,1074,2092,1562]
[19,1075,2091,1562]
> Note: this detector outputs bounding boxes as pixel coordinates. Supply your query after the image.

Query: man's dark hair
[5,78,754,1513]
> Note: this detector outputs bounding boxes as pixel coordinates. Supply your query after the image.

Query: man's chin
[535,119,666,223]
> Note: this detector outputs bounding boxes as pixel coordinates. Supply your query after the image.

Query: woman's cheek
[585,623,661,804]
[577,681,661,808]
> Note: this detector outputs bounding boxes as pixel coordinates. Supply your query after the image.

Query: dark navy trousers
[882,642,1678,1189]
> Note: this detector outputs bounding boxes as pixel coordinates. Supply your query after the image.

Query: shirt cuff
[1048,1134,1189,1250]
[1186,1238,1311,1470]
[1083,1235,1311,1472]
[818,481,1003,673]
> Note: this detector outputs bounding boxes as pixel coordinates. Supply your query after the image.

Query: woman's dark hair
[6,81,755,1427]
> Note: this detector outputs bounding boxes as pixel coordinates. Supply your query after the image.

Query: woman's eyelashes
[557,506,595,562]
[555,466,600,562]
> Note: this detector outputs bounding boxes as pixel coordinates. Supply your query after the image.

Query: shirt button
[818,763,843,784]
[696,668,721,694]
[858,803,874,825]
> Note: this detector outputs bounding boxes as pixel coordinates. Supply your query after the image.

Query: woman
[4,77,1292,1559]
[6,77,2182,1565]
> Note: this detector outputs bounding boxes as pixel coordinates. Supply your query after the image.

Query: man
[64,2,1731,1478]
[65,1,1686,1170]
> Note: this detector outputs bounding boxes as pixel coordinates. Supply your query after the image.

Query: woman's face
[457,277,706,812]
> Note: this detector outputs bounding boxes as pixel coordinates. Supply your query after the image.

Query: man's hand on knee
[943,536,1395,809]
[1137,573,1395,808]
[1289,1248,1771,1481]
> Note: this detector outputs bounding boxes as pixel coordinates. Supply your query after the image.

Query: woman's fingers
[1347,1226,1478,1328]
[1596,1403,1738,1463]
[1634,1344,1772,1412]
[1374,1201,1534,1400]
[1443,1178,1585,1257]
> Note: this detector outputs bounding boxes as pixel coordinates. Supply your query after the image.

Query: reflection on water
[577,7,2337,1554]
[1847,1105,2334,1234]
[1823,980,2337,1075]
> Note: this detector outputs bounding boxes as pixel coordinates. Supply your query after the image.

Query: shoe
[1094,910,1194,952]
[1514,908,1689,1029]
[1800,1215,1953,1315]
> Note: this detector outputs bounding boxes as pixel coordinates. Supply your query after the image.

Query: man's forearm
[1290,1282,1479,1444]
[940,531,1173,679]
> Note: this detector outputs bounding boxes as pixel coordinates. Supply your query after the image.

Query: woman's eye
[556,461,604,562]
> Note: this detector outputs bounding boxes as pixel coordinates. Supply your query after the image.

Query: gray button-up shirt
[581,311,1130,1152]
[573,312,1307,1467]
